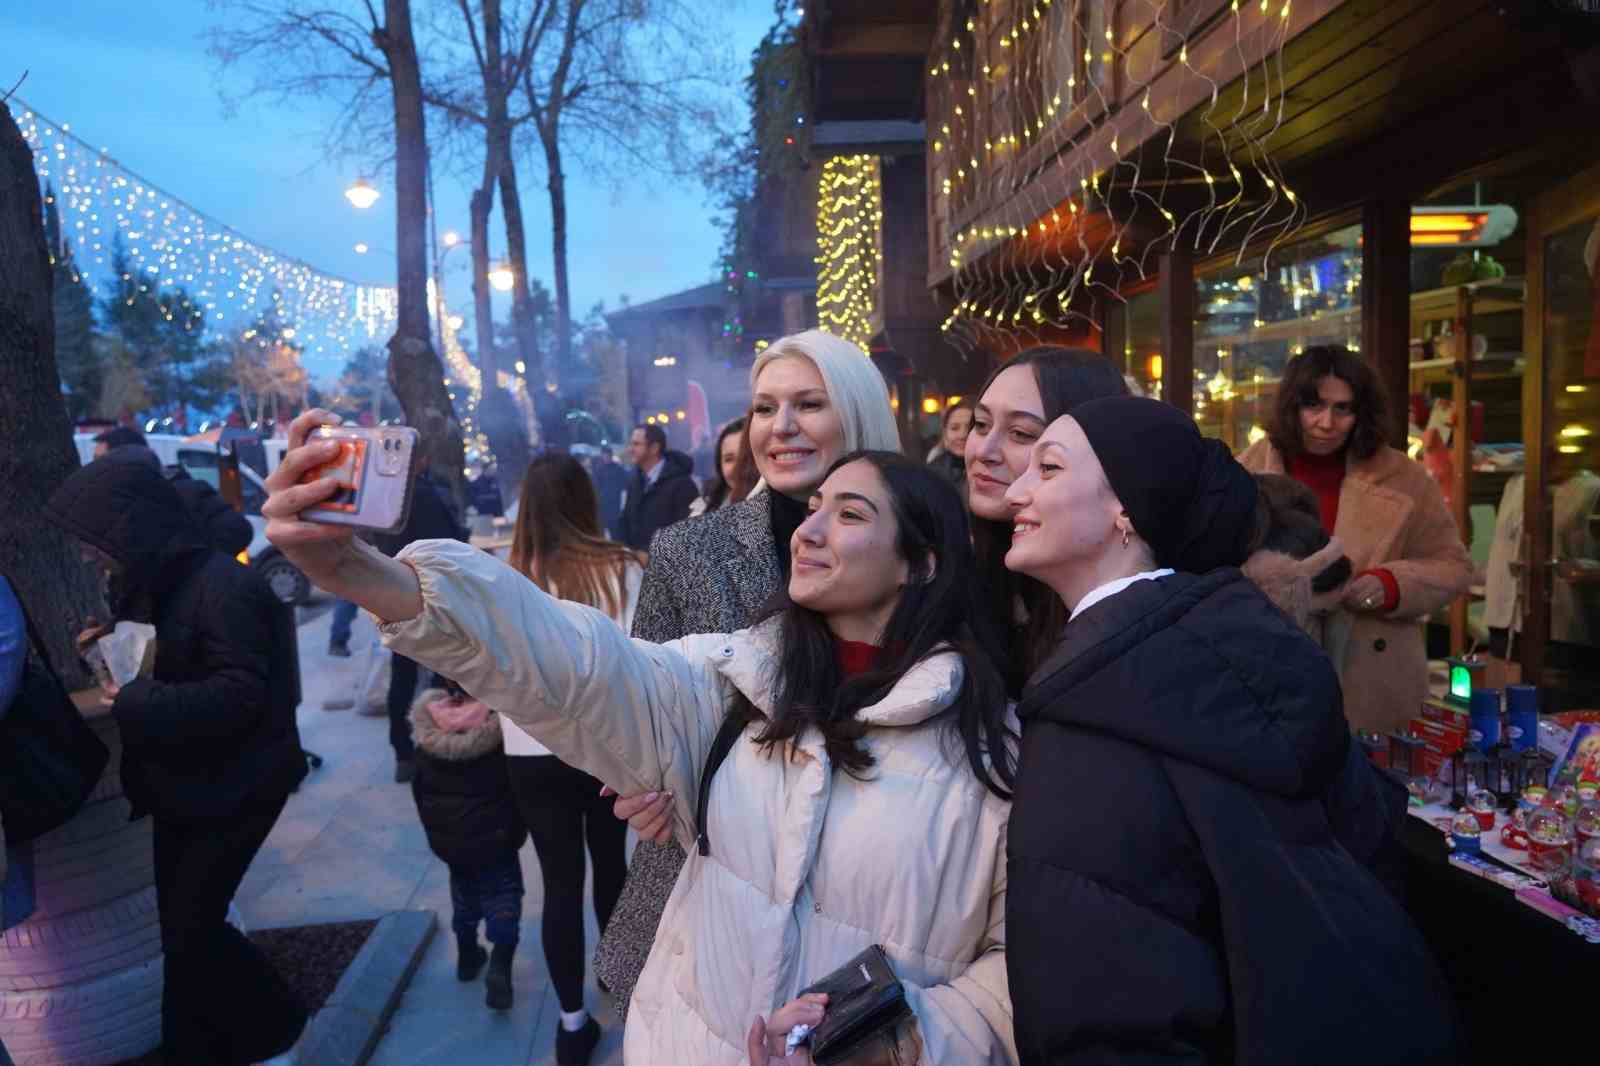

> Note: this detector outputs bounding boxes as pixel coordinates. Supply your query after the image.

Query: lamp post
[344,177,381,210]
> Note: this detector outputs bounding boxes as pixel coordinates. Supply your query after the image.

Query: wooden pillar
[1158,249,1194,415]
[1362,196,1412,449]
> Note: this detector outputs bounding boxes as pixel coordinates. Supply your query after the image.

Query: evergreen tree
[102,235,214,420]
[44,184,101,421]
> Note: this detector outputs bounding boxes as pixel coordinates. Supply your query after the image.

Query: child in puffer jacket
[409,680,527,1010]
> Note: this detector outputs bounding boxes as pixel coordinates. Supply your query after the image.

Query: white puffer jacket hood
[382,539,1016,1065]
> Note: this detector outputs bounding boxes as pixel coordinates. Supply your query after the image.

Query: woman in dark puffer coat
[999,396,1460,1066]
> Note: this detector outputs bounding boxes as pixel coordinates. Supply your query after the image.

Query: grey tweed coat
[592,489,783,1012]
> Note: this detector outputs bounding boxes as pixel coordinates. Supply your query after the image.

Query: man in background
[616,424,697,556]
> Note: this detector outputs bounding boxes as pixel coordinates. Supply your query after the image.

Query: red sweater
[836,640,881,677]
[1286,449,1399,612]
[1288,450,1346,535]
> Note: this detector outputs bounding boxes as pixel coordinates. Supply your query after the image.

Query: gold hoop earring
[1121,527,1131,550]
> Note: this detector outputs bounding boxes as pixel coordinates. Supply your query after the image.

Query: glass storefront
[1119,290,1161,399]
[1191,223,1364,452]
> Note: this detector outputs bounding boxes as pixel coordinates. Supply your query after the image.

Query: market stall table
[1398,806,1594,1063]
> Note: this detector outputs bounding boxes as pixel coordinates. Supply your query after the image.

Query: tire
[254,550,310,606]
[0,888,161,992]
[0,956,163,1065]
[28,800,154,920]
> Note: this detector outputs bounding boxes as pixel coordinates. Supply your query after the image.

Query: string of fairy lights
[17,97,536,462]
[813,155,885,350]
[923,0,1307,352]
[17,99,401,357]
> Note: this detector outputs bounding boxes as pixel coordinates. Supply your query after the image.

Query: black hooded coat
[1007,569,1460,1066]
[46,458,306,823]
[616,450,698,553]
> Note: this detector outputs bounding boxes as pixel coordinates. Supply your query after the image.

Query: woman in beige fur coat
[1239,347,1471,735]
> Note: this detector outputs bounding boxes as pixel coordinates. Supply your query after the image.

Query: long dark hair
[509,454,642,619]
[969,347,1129,684]
[728,451,1016,799]
[1269,345,1390,461]
[702,417,752,513]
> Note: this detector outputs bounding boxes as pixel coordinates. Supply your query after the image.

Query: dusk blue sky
[2,0,772,384]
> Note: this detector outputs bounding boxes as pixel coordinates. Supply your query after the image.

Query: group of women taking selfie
[264,331,1464,1065]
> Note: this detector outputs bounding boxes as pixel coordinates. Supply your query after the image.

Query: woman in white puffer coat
[264,421,1018,1066]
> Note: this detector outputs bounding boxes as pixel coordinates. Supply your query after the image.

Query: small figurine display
[1468,789,1498,830]
[1528,808,1577,877]
[1577,801,1600,847]
[1576,838,1600,916]
[1556,784,1584,818]
[1450,810,1485,854]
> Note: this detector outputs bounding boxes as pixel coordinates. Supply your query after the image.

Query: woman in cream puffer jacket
[362,457,1016,1065]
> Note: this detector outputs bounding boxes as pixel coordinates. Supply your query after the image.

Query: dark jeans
[507,755,628,1012]
[154,792,306,1065]
[388,653,420,762]
[449,851,524,947]
[329,598,358,647]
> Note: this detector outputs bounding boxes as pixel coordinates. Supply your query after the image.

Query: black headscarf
[1069,396,1260,574]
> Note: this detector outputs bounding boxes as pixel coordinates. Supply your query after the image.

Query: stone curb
[293,909,437,1066]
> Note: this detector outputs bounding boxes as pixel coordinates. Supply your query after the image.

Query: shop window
[1409,174,1532,659]
[1120,290,1162,399]
[1191,223,1364,452]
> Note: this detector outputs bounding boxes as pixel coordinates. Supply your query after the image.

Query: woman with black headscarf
[999,397,1459,1066]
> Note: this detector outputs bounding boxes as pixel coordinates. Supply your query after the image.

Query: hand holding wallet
[798,944,911,1065]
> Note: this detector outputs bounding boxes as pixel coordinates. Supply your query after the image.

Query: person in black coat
[615,424,699,555]
[408,682,525,1010]
[100,442,254,557]
[46,456,307,1066]
[999,396,1460,1066]
[375,464,468,782]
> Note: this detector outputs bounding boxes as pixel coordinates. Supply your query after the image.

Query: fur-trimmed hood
[1243,537,1348,632]
[409,688,505,761]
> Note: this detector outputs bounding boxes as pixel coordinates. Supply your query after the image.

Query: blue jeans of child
[449,852,523,947]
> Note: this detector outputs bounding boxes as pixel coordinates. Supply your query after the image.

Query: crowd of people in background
[1,330,1477,1066]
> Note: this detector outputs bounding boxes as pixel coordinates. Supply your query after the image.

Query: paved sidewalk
[238,597,625,1066]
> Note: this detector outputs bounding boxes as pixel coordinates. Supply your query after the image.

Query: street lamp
[344,177,381,210]
[354,242,370,254]
[442,230,462,248]
[488,261,516,292]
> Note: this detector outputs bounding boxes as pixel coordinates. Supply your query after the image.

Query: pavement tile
[243,596,624,1064]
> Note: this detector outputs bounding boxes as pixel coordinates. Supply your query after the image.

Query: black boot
[456,935,487,982]
[555,1016,602,1066]
[484,942,515,1010]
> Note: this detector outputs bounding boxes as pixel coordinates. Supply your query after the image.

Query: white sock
[560,1008,590,1032]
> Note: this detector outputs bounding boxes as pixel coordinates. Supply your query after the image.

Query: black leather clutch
[799,944,911,1065]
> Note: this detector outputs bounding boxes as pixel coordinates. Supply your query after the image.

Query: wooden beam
[1159,248,1194,415]
[1362,196,1410,449]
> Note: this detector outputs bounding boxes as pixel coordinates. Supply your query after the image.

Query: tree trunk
[540,118,573,392]
[377,0,466,511]
[469,179,495,383]
[499,156,541,387]
[0,102,103,689]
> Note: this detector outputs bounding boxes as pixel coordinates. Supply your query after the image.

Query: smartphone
[300,425,420,534]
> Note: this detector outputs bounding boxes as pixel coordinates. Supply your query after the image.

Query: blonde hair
[749,330,901,455]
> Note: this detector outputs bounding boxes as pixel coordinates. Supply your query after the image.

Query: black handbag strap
[695,712,745,857]
[11,581,71,695]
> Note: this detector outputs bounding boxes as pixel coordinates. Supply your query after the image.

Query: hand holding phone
[298,425,420,535]
[265,410,429,624]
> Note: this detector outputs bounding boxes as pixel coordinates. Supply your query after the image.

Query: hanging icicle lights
[17,99,398,358]
[927,0,1306,353]
[814,154,884,351]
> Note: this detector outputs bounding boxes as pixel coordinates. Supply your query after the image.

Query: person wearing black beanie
[999,400,1461,1066]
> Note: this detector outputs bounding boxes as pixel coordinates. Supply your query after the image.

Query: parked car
[73,431,312,607]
